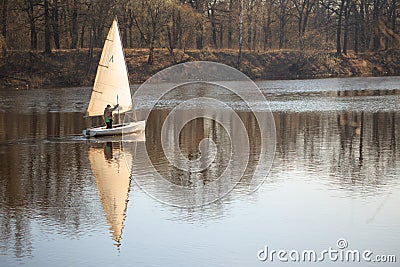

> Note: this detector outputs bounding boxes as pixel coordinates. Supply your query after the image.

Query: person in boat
[104,104,119,129]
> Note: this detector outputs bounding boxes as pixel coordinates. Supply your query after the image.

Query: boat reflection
[87,134,144,248]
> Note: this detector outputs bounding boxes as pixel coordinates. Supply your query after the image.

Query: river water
[0,76,399,266]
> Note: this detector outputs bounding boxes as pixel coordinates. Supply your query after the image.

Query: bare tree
[293,0,317,49]
[262,0,274,50]
[278,0,290,49]
[23,0,39,50]
[1,0,399,56]
[129,0,169,64]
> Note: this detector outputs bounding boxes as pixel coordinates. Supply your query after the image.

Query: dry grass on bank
[0,48,399,89]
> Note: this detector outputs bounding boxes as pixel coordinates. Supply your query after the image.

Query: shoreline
[0,48,399,89]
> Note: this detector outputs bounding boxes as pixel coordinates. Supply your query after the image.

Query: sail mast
[115,16,135,123]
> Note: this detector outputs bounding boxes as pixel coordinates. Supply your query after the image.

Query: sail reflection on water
[88,141,133,247]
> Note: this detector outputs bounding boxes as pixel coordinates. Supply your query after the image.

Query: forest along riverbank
[0,48,399,89]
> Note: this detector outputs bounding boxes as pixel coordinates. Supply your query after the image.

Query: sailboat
[83,18,145,137]
[88,142,133,247]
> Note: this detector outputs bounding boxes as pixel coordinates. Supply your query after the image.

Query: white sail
[86,19,132,117]
[88,143,132,246]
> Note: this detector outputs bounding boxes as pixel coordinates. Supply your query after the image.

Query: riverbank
[0,48,399,89]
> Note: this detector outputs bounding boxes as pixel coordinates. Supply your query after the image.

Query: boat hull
[83,120,145,137]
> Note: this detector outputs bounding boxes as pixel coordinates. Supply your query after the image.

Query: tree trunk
[219,24,223,48]
[302,5,311,35]
[389,0,396,48]
[148,17,157,65]
[210,7,218,48]
[336,0,345,55]
[279,19,285,48]
[80,24,85,48]
[359,0,366,52]
[70,0,78,49]
[247,12,252,50]
[129,10,134,48]
[168,8,180,57]
[196,22,203,50]
[296,1,305,50]
[279,0,287,49]
[177,11,183,49]
[95,26,103,48]
[227,0,233,49]
[252,14,257,51]
[167,29,173,56]
[1,0,7,57]
[263,0,272,51]
[44,0,52,53]
[88,26,94,59]
[1,0,6,37]
[372,0,381,51]
[62,7,69,48]
[122,13,128,49]
[353,2,360,53]
[148,44,154,65]
[26,0,38,50]
[51,0,60,49]
[123,26,128,49]
[237,0,243,68]
[342,0,350,54]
